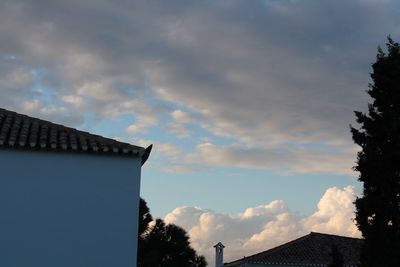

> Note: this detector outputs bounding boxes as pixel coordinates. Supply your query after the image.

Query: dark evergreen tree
[351,37,400,267]
[137,199,207,267]
[138,198,153,237]
[327,245,344,267]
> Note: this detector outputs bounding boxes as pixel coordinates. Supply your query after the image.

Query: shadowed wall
[0,150,141,267]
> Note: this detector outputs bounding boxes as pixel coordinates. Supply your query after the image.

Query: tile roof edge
[0,107,151,160]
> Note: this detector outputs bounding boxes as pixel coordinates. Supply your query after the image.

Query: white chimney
[214,242,225,267]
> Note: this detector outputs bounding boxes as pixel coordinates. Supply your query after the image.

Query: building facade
[0,108,151,267]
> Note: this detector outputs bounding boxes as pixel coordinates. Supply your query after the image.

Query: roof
[0,108,152,165]
[215,242,225,248]
[224,232,363,267]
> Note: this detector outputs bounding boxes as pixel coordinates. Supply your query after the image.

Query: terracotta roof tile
[0,107,152,165]
[224,232,363,266]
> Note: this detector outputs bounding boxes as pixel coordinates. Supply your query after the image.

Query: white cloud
[20,99,83,126]
[171,109,192,123]
[164,186,361,264]
[133,139,183,159]
[1,66,33,89]
[128,138,201,173]
[125,114,159,134]
[161,164,195,173]
[60,95,86,109]
[166,122,192,138]
[0,61,35,109]
[303,186,360,237]
[166,110,195,138]
[186,142,357,175]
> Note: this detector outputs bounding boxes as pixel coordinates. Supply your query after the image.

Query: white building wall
[0,149,142,267]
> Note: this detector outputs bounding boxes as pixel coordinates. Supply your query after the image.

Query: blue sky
[1,0,400,263]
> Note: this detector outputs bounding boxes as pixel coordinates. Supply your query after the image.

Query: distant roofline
[309,231,362,240]
[0,107,152,165]
[224,232,363,267]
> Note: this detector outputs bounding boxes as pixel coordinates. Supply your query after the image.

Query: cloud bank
[1,0,399,174]
[164,186,360,264]
[187,142,358,175]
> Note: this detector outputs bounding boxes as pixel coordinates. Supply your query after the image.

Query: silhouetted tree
[351,37,400,267]
[327,245,344,267]
[137,198,153,263]
[138,199,207,267]
[138,198,153,236]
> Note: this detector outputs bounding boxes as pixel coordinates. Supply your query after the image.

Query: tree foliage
[351,37,400,267]
[137,198,207,267]
[138,198,153,237]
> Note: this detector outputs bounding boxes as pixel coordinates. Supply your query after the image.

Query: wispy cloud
[186,142,358,175]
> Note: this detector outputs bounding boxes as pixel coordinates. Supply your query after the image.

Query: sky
[1,0,400,264]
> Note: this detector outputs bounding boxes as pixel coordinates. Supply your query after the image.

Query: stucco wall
[0,149,141,267]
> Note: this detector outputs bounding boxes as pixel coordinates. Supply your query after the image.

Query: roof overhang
[141,144,153,166]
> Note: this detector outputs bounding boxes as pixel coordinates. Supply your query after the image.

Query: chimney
[214,242,225,267]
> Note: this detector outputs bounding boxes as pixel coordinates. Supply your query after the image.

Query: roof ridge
[224,232,363,266]
[309,231,363,240]
[1,108,116,140]
[224,233,311,266]
[246,233,313,262]
[0,107,151,164]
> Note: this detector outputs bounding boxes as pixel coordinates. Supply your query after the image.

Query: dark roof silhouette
[224,232,363,266]
[0,107,152,164]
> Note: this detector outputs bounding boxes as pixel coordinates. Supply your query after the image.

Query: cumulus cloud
[164,186,361,264]
[303,186,360,236]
